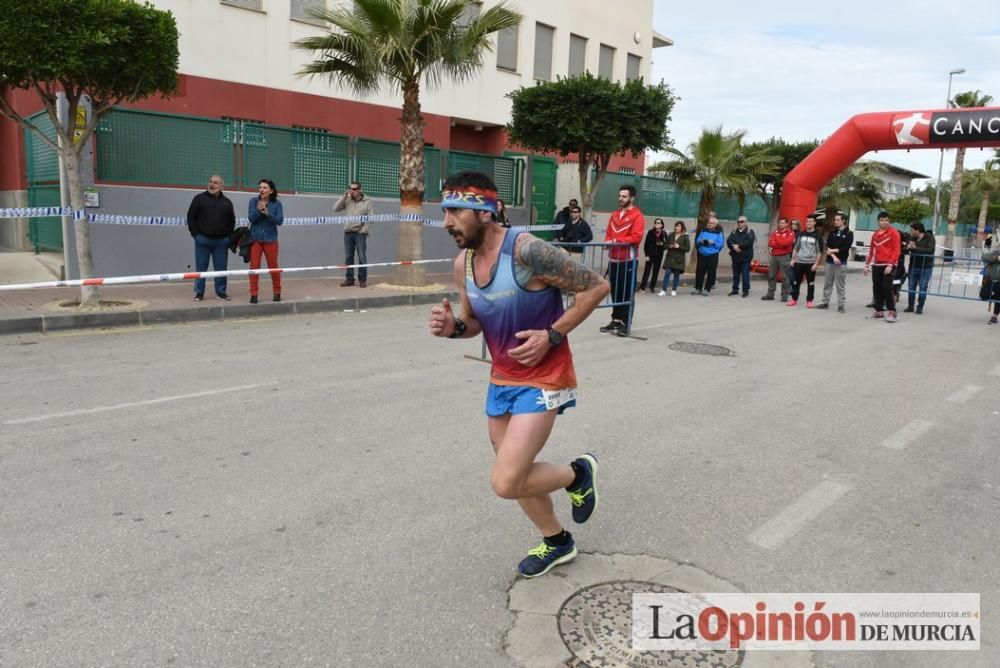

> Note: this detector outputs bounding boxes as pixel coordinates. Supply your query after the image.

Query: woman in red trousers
[247,178,284,303]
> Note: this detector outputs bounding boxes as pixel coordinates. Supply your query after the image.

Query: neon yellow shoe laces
[526,542,555,559]
[567,488,593,508]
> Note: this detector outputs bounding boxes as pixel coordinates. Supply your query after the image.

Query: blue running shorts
[485,383,577,417]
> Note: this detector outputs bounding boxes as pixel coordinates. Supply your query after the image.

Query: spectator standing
[816,213,853,313]
[335,181,374,288]
[554,198,578,229]
[904,222,935,314]
[556,205,593,254]
[495,198,510,227]
[692,216,725,295]
[726,216,756,297]
[981,248,1000,324]
[864,211,902,322]
[247,178,284,304]
[658,221,690,296]
[762,217,795,302]
[638,218,668,293]
[186,174,236,301]
[787,215,824,308]
[600,186,645,335]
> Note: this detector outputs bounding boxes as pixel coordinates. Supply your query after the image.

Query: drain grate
[669,341,735,357]
[557,581,744,667]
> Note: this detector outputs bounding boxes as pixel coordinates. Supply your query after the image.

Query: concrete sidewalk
[0,273,459,335]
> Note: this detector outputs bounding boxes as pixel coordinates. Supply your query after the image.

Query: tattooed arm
[506,235,610,367]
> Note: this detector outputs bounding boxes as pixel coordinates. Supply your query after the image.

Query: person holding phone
[335,180,374,287]
[247,178,283,303]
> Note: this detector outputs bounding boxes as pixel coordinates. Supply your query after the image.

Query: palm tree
[965,165,1000,247]
[649,126,777,270]
[296,0,522,286]
[817,162,885,230]
[944,90,994,250]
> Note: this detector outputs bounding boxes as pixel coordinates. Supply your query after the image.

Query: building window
[626,53,641,81]
[291,0,325,24]
[458,0,481,26]
[221,0,263,10]
[568,34,587,77]
[598,44,615,80]
[497,26,518,72]
[533,23,554,81]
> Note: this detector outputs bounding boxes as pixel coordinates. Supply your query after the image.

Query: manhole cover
[669,342,735,357]
[557,581,743,668]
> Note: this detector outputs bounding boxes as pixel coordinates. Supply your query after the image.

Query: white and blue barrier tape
[0,207,566,232]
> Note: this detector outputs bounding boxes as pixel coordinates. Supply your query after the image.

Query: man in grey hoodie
[335,181,374,288]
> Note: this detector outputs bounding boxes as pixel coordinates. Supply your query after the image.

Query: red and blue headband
[441,186,497,213]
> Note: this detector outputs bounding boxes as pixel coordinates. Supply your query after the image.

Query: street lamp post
[932,67,966,232]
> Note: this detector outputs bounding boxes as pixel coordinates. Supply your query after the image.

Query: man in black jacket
[556,205,593,254]
[187,174,236,301]
[726,216,756,297]
[817,213,853,312]
[553,198,578,229]
[904,222,935,314]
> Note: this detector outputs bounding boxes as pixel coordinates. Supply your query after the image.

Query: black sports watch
[547,327,564,347]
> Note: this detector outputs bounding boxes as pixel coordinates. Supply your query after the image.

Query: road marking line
[748,480,852,550]
[4,383,274,425]
[946,384,983,404]
[881,419,935,450]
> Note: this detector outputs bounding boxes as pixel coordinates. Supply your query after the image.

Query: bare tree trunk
[391,80,429,287]
[64,149,99,307]
[945,147,966,249]
[578,159,592,222]
[977,192,990,248]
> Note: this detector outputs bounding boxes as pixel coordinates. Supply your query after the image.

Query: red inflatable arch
[780,106,1000,224]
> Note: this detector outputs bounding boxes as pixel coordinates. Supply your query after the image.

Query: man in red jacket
[864,211,902,322]
[600,185,646,336]
[762,216,795,301]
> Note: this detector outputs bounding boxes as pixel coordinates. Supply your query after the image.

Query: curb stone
[0,290,460,335]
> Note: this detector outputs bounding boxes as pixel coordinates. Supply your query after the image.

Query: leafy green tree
[817,162,884,231]
[649,126,777,269]
[743,137,819,229]
[297,0,521,286]
[886,197,931,227]
[0,0,178,306]
[507,72,676,221]
[944,90,994,248]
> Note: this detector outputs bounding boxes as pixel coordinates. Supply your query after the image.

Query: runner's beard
[451,220,487,249]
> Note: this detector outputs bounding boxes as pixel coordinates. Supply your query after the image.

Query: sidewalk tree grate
[669,341,735,357]
[557,581,744,667]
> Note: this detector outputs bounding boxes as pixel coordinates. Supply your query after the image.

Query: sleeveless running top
[465,230,577,390]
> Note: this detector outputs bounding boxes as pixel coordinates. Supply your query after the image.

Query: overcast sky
[649,0,1000,185]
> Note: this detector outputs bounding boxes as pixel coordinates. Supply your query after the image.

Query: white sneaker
[657,290,666,296]
[671,290,677,296]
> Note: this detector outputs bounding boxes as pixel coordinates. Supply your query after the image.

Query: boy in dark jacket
[904,222,935,314]
[817,212,853,312]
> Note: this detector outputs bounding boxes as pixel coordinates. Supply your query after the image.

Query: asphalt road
[1,272,997,667]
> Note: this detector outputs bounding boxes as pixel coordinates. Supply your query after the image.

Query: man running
[429,171,610,578]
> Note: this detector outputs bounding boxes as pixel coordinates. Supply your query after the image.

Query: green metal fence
[354,138,442,199]
[593,173,770,222]
[243,123,351,194]
[94,108,503,201]
[446,150,519,204]
[24,111,63,252]
[97,108,233,187]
